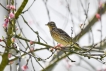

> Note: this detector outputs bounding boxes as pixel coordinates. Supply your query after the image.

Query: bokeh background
[0,0,106,71]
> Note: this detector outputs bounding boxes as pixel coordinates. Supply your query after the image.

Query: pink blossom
[30,41,34,45]
[11,37,15,43]
[6,5,10,9]
[3,18,9,28]
[21,65,28,71]
[96,13,100,19]
[6,5,15,10]
[4,18,9,24]
[8,53,12,58]
[9,12,15,19]
[10,5,15,10]
[54,44,64,49]
[99,3,103,8]
[0,39,2,42]
[30,47,34,52]
[99,1,104,9]
[3,23,8,28]
[57,44,63,47]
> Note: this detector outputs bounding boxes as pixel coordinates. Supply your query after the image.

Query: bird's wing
[57,28,72,42]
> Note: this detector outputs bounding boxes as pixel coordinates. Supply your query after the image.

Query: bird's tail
[70,42,81,49]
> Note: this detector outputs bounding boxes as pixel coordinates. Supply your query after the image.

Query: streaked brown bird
[46,21,80,48]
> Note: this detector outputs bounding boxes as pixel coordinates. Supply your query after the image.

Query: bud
[11,37,15,43]
[9,12,15,19]
[21,65,28,71]
[30,41,34,45]
[96,13,100,19]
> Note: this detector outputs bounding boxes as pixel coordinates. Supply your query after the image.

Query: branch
[0,0,28,71]
[74,3,106,41]
[15,35,52,48]
[15,0,28,19]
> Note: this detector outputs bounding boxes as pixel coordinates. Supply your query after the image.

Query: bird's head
[46,21,57,30]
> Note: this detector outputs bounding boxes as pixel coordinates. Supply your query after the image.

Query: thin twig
[0,3,8,11]
[22,0,36,13]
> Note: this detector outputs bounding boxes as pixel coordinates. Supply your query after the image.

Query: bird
[46,21,80,49]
